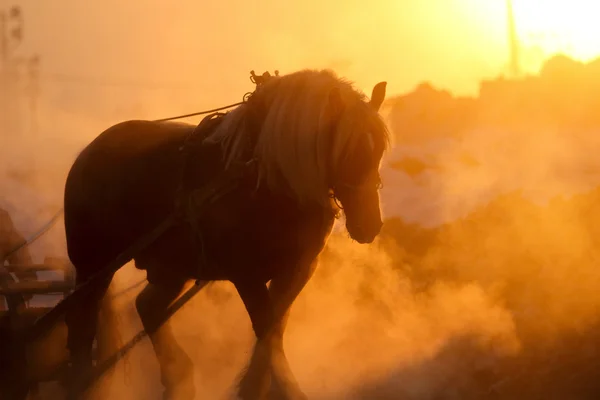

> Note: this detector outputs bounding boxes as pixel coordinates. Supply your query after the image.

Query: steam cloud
[4,55,600,399]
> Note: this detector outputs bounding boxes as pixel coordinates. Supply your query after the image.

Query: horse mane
[203,69,389,207]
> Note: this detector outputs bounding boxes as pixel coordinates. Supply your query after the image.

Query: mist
[3,1,600,399]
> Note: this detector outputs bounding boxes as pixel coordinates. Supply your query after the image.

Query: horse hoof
[163,382,196,400]
[268,388,308,400]
[161,364,195,400]
[268,377,308,400]
[238,384,272,400]
[64,361,94,400]
[238,373,273,400]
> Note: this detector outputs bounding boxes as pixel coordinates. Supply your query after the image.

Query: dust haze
[2,1,600,399]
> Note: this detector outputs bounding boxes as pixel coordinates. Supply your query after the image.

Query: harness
[25,70,278,343]
[0,70,278,399]
[174,111,257,281]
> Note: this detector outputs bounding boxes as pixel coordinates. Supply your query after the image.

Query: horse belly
[132,223,229,284]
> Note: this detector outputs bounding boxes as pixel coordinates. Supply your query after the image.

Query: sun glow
[512,0,600,66]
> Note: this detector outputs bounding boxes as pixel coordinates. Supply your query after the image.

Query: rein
[152,99,248,123]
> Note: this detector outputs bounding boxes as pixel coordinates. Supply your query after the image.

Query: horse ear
[326,87,345,121]
[369,81,387,111]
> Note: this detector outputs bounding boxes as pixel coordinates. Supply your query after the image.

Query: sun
[512,0,600,66]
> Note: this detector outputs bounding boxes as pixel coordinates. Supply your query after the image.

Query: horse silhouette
[63,69,389,399]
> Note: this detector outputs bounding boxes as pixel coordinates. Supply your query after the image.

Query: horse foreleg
[235,280,273,400]
[267,259,317,400]
[235,259,316,400]
[135,281,195,400]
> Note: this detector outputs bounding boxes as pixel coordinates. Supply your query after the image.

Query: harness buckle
[250,70,279,87]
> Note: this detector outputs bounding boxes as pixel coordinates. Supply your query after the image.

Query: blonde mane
[203,69,389,207]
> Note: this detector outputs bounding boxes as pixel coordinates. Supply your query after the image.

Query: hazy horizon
[3,1,600,399]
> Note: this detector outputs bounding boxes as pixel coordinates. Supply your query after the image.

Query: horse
[63,69,389,400]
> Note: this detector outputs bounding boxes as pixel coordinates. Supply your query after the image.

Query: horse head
[326,81,388,244]
[204,70,389,244]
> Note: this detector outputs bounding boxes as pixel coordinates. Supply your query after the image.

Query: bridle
[329,174,383,212]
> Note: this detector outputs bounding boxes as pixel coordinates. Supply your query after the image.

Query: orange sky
[6,0,599,105]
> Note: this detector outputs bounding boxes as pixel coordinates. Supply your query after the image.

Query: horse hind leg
[91,281,125,400]
[135,280,195,400]
[64,272,113,399]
